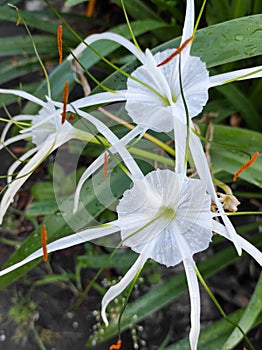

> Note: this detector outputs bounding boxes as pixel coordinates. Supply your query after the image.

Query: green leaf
[65,0,87,6]
[165,309,262,350]
[112,0,162,21]
[215,84,261,130]
[209,125,262,187]
[221,273,262,349]
[0,56,43,85]
[0,35,57,57]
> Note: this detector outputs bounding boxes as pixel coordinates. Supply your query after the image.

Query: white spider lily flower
[1,169,261,350]
[0,88,142,224]
[67,0,261,254]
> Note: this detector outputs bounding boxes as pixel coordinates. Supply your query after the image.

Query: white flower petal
[7,147,38,184]
[0,88,46,107]
[0,139,55,224]
[101,241,154,326]
[126,50,209,132]
[71,107,144,180]
[50,91,128,110]
[212,220,262,266]
[181,0,195,59]
[117,169,212,267]
[189,127,243,255]
[68,32,145,63]
[0,133,32,151]
[209,66,262,87]
[0,223,119,277]
[73,125,145,212]
[183,257,200,350]
[74,153,105,213]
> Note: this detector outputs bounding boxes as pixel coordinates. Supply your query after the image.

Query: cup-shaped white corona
[117,169,213,267]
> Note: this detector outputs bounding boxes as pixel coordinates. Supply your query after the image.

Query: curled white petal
[0,223,119,277]
[209,66,262,87]
[71,107,144,180]
[101,241,154,326]
[68,32,145,64]
[181,0,194,59]
[0,88,46,107]
[212,220,262,266]
[7,147,38,184]
[189,127,243,255]
[0,133,32,151]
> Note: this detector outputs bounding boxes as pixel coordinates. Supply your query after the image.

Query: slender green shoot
[193,0,207,36]
[178,55,190,169]
[8,4,51,98]
[120,0,141,51]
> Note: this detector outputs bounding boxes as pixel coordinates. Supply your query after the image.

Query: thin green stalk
[9,5,51,98]
[227,211,262,216]
[120,0,141,51]
[178,55,190,169]
[193,0,207,36]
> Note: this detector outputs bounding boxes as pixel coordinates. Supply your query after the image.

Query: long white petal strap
[209,66,262,88]
[181,0,194,59]
[7,147,38,184]
[0,88,46,107]
[212,220,262,266]
[101,241,155,326]
[71,107,144,180]
[68,32,145,64]
[73,153,105,212]
[0,138,55,224]
[189,127,242,255]
[0,223,119,277]
[176,228,200,350]
[183,257,200,350]
[0,133,32,151]
[74,125,145,212]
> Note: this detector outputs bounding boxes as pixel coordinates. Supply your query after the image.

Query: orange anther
[157,35,195,67]
[61,80,69,124]
[233,151,259,182]
[109,339,122,350]
[68,114,75,121]
[104,152,109,179]
[86,0,96,17]
[57,24,63,64]
[41,225,48,262]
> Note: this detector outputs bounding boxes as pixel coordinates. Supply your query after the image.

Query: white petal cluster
[117,169,212,266]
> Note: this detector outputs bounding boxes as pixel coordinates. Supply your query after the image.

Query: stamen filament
[157,35,195,67]
[233,151,259,182]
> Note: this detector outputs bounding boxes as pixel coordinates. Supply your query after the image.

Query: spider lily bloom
[67,0,261,254]
[0,169,261,350]
[0,88,142,224]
